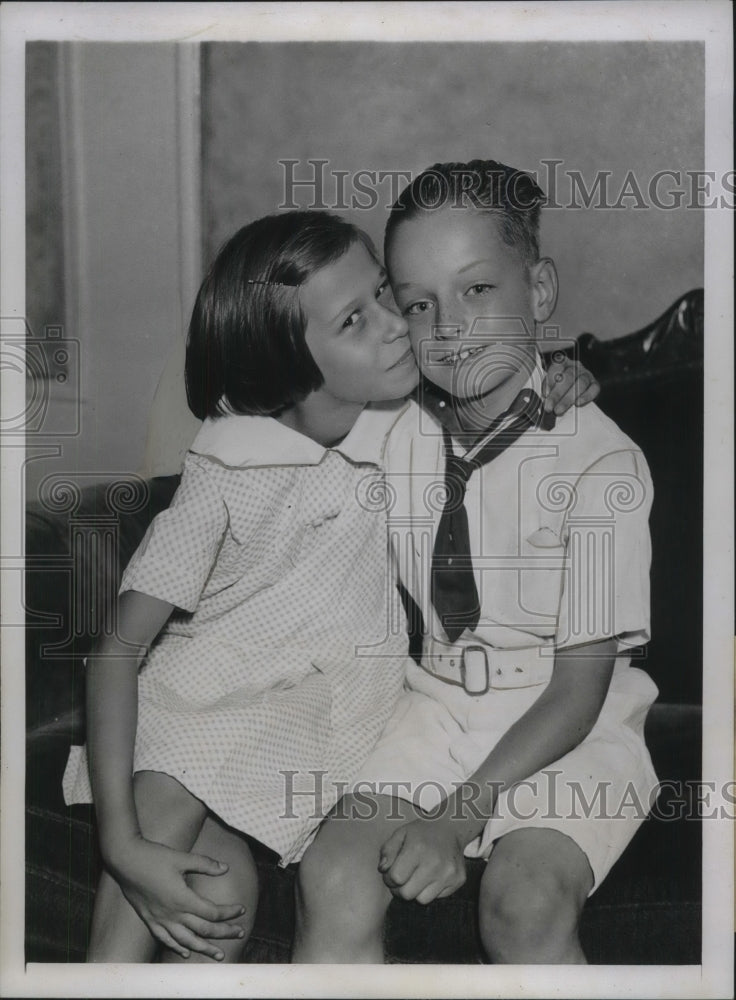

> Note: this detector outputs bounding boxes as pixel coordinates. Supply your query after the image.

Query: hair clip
[245,278,296,287]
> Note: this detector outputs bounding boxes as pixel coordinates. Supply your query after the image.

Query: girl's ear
[530,257,558,324]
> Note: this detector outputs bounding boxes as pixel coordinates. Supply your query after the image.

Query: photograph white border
[2,3,733,997]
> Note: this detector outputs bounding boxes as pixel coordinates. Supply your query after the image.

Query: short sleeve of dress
[120,455,228,612]
[555,449,653,651]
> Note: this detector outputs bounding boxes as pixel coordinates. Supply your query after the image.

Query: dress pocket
[243,674,334,786]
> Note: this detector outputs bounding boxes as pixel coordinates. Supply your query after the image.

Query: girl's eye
[342,310,361,330]
[376,279,390,299]
[404,300,434,317]
[467,283,495,296]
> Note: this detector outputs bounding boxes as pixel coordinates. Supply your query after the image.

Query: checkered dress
[63,405,410,864]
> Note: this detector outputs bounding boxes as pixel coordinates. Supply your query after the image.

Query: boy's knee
[297,835,355,915]
[479,833,591,957]
[294,834,388,962]
[297,834,390,942]
[482,860,576,937]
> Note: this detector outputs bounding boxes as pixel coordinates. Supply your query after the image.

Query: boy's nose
[435,323,463,340]
[434,303,464,338]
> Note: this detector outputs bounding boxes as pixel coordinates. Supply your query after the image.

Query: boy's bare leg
[479,827,592,964]
[88,770,208,962]
[293,794,423,963]
[161,815,258,964]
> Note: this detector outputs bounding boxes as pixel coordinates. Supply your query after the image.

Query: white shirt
[384,379,653,657]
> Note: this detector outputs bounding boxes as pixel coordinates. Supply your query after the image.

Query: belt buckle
[461,645,490,695]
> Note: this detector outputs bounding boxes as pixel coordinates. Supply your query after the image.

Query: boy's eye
[404,300,434,317]
[376,279,390,299]
[467,283,495,296]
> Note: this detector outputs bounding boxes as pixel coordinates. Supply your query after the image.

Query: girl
[63,209,595,964]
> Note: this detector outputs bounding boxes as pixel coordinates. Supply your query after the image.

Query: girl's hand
[109,835,246,960]
[543,352,600,415]
[377,816,467,905]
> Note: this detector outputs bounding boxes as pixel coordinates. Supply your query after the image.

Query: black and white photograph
[1,3,733,997]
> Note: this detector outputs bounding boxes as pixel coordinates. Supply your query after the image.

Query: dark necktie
[431,388,555,642]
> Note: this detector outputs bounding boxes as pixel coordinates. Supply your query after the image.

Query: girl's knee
[133,770,207,848]
[189,817,259,906]
[88,869,159,963]
[167,820,259,963]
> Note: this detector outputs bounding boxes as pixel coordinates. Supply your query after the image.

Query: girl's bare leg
[293,794,423,963]
[160,815,259,964]
[88,770,208,962]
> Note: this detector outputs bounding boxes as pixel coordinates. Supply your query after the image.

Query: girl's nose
[382,306,409,341]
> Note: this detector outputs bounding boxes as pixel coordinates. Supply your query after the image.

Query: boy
[294,160,658,964]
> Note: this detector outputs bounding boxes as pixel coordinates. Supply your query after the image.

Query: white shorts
[351,658,659,893]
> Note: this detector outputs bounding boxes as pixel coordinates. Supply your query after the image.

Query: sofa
[25,289,703,964]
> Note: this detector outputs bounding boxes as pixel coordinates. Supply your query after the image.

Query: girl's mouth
[388,347,415,370]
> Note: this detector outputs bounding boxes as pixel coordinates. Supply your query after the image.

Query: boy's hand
[109,835,246,960]
[543,353,600,415]
[378,816,467,905]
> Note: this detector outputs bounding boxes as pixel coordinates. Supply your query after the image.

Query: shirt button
[448,557,453,565]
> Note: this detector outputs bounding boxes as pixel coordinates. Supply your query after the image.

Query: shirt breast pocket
[517,527,566,628]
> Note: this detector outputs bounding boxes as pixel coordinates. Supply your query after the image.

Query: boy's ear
[530,257,558,324]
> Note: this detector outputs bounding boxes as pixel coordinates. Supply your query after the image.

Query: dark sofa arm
[559,289,704,705]
[25,475,180,734]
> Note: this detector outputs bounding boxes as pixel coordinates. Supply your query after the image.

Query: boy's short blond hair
[384,159,544,268]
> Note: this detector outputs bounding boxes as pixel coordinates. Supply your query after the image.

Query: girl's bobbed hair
[186,210,377,419]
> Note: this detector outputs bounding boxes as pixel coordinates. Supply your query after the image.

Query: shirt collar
[528,358,544,399]
[190,400,409,469]
[451,354,547,457]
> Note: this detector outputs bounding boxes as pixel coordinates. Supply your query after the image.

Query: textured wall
[202,41,704,341]
[26,43,65,346]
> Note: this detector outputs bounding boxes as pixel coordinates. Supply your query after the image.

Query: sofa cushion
[25,702,701,965]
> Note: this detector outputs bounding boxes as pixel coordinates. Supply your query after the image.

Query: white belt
[421,637,555,695]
